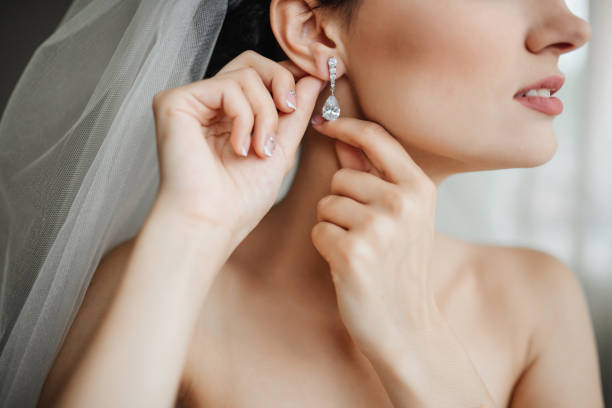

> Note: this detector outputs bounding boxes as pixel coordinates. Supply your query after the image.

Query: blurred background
[0,0,610,404]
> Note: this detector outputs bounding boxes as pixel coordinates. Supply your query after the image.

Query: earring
[322,56,340,121]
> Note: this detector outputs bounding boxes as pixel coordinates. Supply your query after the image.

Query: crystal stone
[322,94,341,121]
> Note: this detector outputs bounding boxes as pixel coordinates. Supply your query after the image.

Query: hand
[310,115,443,360]
[152,50,325,246]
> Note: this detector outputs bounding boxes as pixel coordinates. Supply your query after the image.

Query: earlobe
[269,0,345,82]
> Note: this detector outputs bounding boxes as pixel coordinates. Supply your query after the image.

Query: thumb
[276,75,324,166]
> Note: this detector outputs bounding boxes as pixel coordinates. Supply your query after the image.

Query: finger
[275,75,325,170]
[311,221,348,267]
[311,116,423,185]
[330,168,393,205]
[334,139,385,180]
[161,81,254,158]
[229,67,280,159]
[317,194,368,230]
[218,51,298,114]
[277,59,309,80]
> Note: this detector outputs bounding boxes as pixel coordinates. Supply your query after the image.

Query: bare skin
[40,82,603,407]
[176,77,603,406]
[38,0,603,407]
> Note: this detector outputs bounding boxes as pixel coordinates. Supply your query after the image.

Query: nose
[525,4,593,57]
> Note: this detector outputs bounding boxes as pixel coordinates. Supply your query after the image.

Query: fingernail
[241,134,251,157]
[319,81,328,92]
[287,89,297,111]
[311,114,324,125]
[264,133,276,157]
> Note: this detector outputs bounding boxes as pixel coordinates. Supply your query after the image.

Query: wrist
[144,196,237,272]
[151,194,235,241]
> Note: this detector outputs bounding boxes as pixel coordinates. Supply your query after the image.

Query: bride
[37,0,603,406]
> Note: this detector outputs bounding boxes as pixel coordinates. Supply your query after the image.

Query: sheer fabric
[0,0,229,405]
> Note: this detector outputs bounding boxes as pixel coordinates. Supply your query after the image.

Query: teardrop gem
[322,95,341,121]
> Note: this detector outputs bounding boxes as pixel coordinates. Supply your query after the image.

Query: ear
[270,0,346,82]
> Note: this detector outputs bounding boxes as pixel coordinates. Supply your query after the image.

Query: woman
[38,0,603,406]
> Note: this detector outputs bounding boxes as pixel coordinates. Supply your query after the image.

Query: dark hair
[203,0,362,79]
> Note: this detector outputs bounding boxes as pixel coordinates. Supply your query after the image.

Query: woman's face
[340,0,592,174]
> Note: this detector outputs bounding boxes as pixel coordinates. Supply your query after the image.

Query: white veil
[0,0,232,405]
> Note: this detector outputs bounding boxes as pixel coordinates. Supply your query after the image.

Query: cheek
[348,1,537,162]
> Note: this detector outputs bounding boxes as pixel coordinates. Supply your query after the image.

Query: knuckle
[241,66,260,83]
[317,195,332,213]
[331,168,348,189]
[312,222,331,245]
[311,222,323,241]
[362,210,377,226]
[220,78,241,95]
[152,89,171,111]
[276,65,295,84]
[362,122,383,138]
[382,188,408,215]
[240,49,258,61]
[152,89,180,118]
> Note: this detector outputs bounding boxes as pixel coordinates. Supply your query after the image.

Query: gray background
[0,1,73,115]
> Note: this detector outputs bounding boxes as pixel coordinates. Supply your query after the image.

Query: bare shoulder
[38,237,137,406]
[468,241,604,407]
[476,242,580,299]
[471,241,594,341]
[482,243,596,323]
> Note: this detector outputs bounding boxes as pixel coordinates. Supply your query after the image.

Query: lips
[514,74,566,116]
[514,74,566,98]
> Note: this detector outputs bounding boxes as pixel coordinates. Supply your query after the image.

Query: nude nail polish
[264,133,276,157]
[287,89,297,110]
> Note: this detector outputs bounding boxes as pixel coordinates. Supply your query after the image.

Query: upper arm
[37,238,136,407]
[509,250,604,407]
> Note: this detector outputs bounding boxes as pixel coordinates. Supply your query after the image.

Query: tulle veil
[0,0,234,405]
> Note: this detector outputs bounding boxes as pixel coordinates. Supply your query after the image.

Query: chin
[516,127,559,168]
[451,133,559,172]
[496,141,559,169]
[483,120,559,169]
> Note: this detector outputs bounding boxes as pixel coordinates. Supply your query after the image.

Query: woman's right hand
[151,50,324,245]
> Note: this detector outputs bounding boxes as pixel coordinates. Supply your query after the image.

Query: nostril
[548,41,576,56]
[555,42,575,52]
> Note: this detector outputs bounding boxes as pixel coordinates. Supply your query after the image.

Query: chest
[177,270,528,407]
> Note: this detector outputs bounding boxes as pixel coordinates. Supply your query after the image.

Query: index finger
[311,116,423,185]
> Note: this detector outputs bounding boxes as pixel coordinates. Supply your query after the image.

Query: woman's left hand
[310,114,444,361]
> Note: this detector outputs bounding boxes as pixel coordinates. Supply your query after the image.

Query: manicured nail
[241,134,251,157]
[311,114,324,125]
[264,133,276,157]
[287,89,297,111]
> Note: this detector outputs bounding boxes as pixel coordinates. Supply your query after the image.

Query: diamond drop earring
[321,56,340,121]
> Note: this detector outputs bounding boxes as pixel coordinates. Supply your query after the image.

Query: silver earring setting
[322,56,340,121]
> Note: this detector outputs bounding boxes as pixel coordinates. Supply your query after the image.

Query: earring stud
[321,56,340,121]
